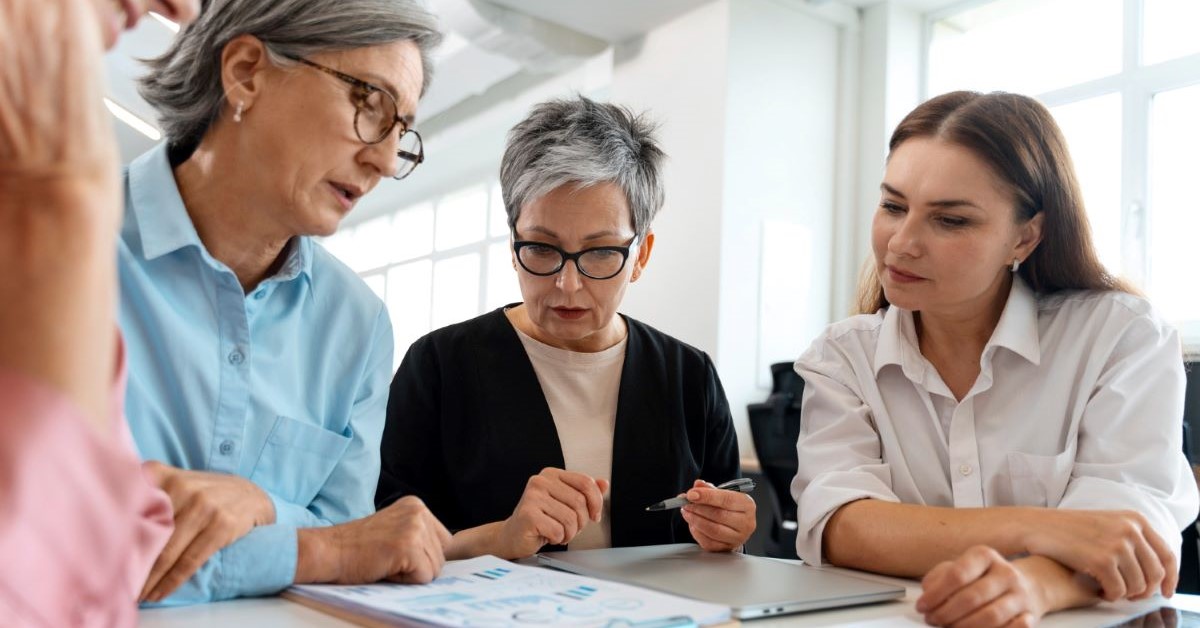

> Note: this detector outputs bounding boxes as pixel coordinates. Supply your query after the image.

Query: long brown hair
[856,91,1133,314]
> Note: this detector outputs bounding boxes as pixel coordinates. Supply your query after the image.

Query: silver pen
[645,477,757,511]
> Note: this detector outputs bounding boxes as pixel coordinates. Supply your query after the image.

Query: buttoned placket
[946,398,983,507]
[919,359,993,509]
[208,270,252,473]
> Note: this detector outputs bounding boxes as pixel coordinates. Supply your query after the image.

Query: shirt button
[228,349,244,365]
[253,290,266,300]
[219,440,235,455]
[959,463,973,476]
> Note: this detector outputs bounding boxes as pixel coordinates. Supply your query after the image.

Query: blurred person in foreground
[0,0,199,625]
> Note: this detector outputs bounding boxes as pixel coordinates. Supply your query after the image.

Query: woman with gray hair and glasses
[119,0,450,605]
[378,95,756,560]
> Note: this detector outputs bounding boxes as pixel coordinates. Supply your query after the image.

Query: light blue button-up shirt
[119,144,393,605]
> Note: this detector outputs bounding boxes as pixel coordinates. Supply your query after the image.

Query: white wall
[852,3,924,286]
[608,1,731,356]
[716,0,842,459]
[607,1,850,460]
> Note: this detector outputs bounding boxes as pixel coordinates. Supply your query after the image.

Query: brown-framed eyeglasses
[287,55,424,180]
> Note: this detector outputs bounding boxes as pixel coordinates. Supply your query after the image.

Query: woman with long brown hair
[792,91,1198,627]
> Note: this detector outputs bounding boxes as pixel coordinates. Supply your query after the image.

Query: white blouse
[791,277,1199,565]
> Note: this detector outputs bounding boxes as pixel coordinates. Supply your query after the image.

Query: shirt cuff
[218,524,298,599]
[269,492,315,528]
[147,524,299,605]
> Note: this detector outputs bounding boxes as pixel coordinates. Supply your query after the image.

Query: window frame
[327,181,516,367]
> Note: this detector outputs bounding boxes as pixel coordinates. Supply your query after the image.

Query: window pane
[1144,0,1200,66]
[353,214,395,272]
[1049,94,1123,275]
[435,186,487,251]
[431,253,481,329]
[362,273,386,302]
[486,241,522,309]
[387,260,432,368]
[320,229,355,269]
[389,202,434,262]
[928,0,1122,97]
[489,180,510,237]
[1148,84,1200,324]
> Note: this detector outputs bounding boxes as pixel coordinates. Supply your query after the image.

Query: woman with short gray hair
[378,95,756,560]
[120,0,450,605]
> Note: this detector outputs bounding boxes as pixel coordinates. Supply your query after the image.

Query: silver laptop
[537,544,905,620]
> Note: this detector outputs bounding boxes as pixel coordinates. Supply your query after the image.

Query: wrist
[1004,507,1044,555]
[448,522,505,561]
[0,172,118,246]
[0,169,111,210]
[296,527,341,584]
[1013,555,1097,615]
[259,489,277,526]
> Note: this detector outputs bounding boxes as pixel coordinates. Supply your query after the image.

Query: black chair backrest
[1180,362,1200,594]
[748,362,805,522]
[1184,362,1199,461]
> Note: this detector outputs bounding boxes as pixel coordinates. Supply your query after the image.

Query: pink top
[0,343,173,627]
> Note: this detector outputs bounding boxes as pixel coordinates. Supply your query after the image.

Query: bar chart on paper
[287,555,730,627]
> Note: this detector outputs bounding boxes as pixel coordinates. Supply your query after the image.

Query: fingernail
[687,491,700,500]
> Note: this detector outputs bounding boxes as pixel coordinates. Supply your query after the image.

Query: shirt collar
[873,304,922,379]
[128,143,202,262]
[128,143,314,287]
[873,276,1041,377]
[987,275,1041,366]
[273,237,315,286]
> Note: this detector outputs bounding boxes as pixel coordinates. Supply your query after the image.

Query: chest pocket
[1007,450,1074,508]
[250,415,351,506]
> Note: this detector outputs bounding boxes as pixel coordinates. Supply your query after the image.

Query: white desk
[139,565,1200,627]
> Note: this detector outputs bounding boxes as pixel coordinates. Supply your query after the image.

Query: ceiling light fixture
[103,98,162,141]
[150,11,180,33]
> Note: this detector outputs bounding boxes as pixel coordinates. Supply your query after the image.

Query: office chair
[747,362,805,558]
[1179,361,1200,594]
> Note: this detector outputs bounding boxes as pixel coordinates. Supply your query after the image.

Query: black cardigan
[376,306,741,549]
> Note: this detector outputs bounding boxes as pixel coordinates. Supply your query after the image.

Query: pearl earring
[1011,259,1020,273]
[233,102,244,123]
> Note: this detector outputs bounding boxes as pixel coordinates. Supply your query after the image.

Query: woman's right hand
[297,496,452,585]
[917,546,1047,627]
[0,0,117,192]
[494,468,609,558]
[1021,509,1175,601]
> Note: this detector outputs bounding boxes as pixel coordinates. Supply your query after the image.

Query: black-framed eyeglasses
[287,56,424,180]
[512,235,638,280]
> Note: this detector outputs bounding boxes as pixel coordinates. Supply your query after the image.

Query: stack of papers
[288,555,731,627]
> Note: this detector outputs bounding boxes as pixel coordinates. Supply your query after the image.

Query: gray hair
[500,96,666,239]
[139,0,442,151]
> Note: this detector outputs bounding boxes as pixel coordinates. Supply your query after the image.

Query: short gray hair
[500,96,666,239]
[139,0,442,151]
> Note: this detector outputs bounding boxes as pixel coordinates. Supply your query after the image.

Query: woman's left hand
[680,479,756,552]
[139,461,277,602]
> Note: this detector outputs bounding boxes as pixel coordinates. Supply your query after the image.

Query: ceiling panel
[485,0,713,43]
